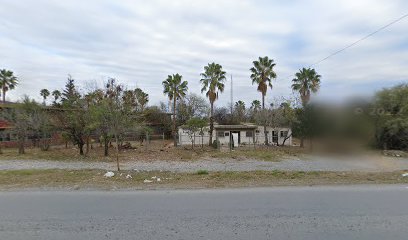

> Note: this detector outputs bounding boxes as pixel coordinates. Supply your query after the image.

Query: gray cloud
[0,0,407,106]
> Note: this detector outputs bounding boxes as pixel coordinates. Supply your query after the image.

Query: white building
[178,124,292,147]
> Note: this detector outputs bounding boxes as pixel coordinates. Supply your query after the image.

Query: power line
[308,13,408,68]
[279,13,408,82]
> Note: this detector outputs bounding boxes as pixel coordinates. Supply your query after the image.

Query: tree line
[1,57,407,162]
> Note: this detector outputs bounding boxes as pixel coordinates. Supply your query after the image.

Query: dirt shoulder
[1,169,407,191]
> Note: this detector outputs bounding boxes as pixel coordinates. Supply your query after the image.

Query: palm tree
[250,56,277,145]
[234,100,246,123]
[291,68,321,107]
[200,63,226,145]
[163,74,188,146]
[291,67,321,148]
[135,88,149,111]
[52,90,61,104]
[251,100,261,111]
[40,89,50,105]
[0,69,18,104]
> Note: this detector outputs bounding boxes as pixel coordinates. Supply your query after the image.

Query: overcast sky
[1,0,407,107]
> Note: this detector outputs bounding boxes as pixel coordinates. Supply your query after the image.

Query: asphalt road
[1,186,408,240]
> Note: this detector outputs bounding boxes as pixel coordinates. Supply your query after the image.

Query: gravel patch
[1,155,408,172]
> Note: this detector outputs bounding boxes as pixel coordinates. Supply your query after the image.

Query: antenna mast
[230,74,233,115]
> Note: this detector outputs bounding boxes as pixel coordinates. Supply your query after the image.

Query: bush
[196,169,209,175]
[212,140,220,149]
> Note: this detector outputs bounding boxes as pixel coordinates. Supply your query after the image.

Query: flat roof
[214,125,257,130]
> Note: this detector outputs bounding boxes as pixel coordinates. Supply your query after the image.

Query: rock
[126,174,132,179]
[72,185,80,190]
[104,171,115,178]
[143,179,153,183]
[157,178,161,182]
[402,173,408,177]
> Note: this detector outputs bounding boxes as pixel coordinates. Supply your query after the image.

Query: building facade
[178,124,292,147]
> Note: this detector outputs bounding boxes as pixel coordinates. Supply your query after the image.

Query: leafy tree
[200,63,226,145]
[1,97,44,154]
[59,76,87,155]
[291,68,321,147]
[213,107,236,125]
[373,84,408,150]
[40,89,50,105]
[177,93,209,125]
[250,56,277,145]
[122,90,137,111]
[162,73,188,147]
[183,118,207,149]
[0,69,18,104]
[105,78,139,170]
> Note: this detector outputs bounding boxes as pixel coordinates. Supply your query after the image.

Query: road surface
[0,186,408,239]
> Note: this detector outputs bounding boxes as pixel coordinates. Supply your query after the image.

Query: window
[280,131,288,138]
[245,131,253,138]
[224,132,230,137]
[255,130,260,134]
[217,131,224,138]
[272,131,278,143]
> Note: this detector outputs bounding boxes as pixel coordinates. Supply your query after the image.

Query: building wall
[178,126,292,147]
[254,126,292,146]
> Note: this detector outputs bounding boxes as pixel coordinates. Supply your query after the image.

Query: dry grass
[0,169,407,190]
[0,140,306,162]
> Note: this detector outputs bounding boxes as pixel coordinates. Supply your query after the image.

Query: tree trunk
[262,94,268,145]
[85,136,90,155]
[172,98,177,147]
[309,137,313,151]
[209,103,214,146]
[282,133,292,146]
[300,138,304,148]
[79,143,84,155]
[18,139,25,154]
[104,137,109,156]
[2,88,6,104]
[192,133,195,150]
[115,136,120,171]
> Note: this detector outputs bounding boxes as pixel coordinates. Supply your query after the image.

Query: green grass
[196,169,209,175]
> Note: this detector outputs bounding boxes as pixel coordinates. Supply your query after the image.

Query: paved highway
[1,186,408,239]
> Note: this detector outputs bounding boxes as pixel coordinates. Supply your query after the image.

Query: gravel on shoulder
[0,155,408,173]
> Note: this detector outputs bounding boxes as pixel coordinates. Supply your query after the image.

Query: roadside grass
[196,170,209,175]
[0,141,306,162]
[0,169,407,190]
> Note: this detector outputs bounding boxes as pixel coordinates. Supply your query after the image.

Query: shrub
[196,169,209,175]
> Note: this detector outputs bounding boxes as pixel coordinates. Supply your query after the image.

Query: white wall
[178,126,292,146]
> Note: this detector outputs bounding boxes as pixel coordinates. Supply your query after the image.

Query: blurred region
[289,84,408,155]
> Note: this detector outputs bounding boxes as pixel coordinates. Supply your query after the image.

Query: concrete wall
[179,126,292,147]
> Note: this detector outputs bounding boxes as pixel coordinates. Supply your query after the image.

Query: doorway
[230,131,240,148]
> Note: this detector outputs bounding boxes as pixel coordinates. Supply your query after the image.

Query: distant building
[178,123,292,147]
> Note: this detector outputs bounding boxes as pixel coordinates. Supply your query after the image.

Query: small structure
[178,123,292,147]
